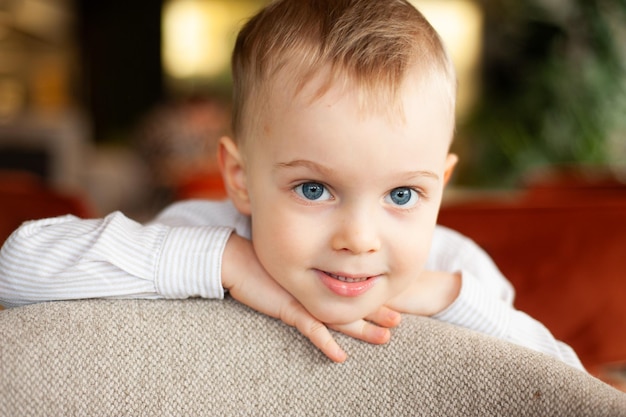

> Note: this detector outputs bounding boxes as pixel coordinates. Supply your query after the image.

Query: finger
[328,320,391,345]
[279,299,348,363]
[365,306,402,328]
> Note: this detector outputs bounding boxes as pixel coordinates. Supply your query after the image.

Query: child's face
[231,73,456,325]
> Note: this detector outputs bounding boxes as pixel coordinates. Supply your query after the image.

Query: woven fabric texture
[1,297,625,416]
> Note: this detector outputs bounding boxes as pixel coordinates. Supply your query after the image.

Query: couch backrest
[1,297,625,416]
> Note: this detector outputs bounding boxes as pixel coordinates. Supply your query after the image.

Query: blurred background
[0,0,625,219]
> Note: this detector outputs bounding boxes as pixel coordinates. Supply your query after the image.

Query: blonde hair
[231,0,456,141]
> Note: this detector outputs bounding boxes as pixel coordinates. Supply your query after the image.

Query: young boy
[0,0,583,370]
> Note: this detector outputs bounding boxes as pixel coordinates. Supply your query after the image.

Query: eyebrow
[275,159,440,181]
[275,159,337,176]
[403,170,440,182]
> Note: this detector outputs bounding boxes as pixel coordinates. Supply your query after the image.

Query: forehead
[264,65,455,141]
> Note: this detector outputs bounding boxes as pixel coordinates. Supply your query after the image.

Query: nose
[331,206,381,254]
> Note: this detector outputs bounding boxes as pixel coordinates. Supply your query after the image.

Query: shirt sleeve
[428,226,585,371]
[0,200,239,308]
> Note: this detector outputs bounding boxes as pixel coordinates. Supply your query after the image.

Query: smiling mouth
[317,270,381,297]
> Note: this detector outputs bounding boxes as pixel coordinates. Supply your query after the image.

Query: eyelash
[292,182,426,209]
[385,187,424,208]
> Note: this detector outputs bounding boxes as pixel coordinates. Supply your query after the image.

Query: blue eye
[295,182,331,201]
[386,187,419,207]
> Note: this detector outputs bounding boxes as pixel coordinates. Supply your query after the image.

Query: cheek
[386,219,435,286]
[251,208,315,278]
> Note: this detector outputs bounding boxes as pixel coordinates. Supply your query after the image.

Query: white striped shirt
[0,199,584,370]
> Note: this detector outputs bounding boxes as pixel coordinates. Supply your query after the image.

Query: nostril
[331,230,380,254]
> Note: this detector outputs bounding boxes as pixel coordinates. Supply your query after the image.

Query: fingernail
[335,349,348,363]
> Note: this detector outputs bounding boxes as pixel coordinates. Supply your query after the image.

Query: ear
[442,153,458,187]
[218,136,251,215]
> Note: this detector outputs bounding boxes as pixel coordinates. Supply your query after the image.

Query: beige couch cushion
[1,297,625,416]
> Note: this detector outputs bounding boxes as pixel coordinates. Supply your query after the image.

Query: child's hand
[386,270,462,317]
[222,234,401,362]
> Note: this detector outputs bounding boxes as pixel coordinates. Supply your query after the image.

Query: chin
[305,303,373,326]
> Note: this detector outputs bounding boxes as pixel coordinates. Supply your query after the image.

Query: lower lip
[316,270,380,297]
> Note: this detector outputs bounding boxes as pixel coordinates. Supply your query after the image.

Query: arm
[0,208,230,307]
[387,226,584,371]
[0,200,259,307]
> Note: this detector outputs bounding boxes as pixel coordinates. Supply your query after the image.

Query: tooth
[328,272,367,283]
